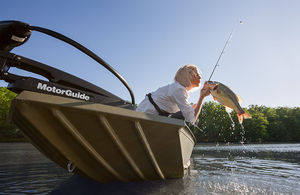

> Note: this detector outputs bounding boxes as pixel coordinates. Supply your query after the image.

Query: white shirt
[136,81,195,122]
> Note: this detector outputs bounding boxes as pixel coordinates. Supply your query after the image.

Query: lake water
[0,143,299,194]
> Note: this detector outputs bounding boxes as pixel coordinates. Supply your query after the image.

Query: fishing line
[208,20,243,81]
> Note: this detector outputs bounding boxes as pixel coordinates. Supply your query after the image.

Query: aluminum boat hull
[10,91,195,183]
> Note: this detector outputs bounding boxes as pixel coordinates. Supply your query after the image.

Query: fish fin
[212,84,219,90]
[237,111,252,124]
[235,94,243,104]
[237,113,244,124]
[225,106,233,113]
[243,111,252,119]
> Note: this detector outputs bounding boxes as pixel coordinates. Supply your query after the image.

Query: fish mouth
[207,81,219,90]
[212,85,218,90]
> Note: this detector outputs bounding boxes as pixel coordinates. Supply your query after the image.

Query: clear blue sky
[2,0,300,107]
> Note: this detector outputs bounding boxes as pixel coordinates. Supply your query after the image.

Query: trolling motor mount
[0,20,135,109]
[0,21,31,51]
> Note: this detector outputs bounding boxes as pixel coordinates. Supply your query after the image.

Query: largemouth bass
[207,81,251,124]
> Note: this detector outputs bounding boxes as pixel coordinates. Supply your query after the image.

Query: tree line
[0,87,299,143]
[0,87,26,141]
[190,101,300,143]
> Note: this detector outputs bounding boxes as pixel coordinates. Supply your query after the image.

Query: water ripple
[0,162,71,194]
[1,143,300,194]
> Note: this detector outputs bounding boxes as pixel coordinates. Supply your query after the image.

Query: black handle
[28,25,135,105]
[0,20,31,51]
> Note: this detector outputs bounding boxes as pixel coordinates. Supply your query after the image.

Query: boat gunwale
[14,91,186,127]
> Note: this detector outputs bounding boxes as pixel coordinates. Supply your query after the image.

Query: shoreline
[1,140,299,145]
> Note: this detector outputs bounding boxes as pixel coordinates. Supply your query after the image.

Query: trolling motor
[0,21,31,51]
[0,20,135,109]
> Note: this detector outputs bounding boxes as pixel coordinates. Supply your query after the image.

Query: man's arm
[193,82,210,124]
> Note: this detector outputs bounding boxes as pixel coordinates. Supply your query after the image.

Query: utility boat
[0,21,195,182]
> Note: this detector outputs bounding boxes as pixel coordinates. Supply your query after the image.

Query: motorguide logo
[37,82,90,101]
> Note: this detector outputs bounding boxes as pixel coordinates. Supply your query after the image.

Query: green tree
[0,87,23,141]
[196,102,235,142]
[274,107,300,142]
[0,87,16,121]
[194,104,300,143]
[243,109,269,142]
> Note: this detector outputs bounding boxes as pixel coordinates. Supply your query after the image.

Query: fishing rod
[208,20,243,81]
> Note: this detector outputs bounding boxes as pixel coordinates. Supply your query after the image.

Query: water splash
[239,123,246,144]
[224,110,247,155]
[239,123,247,153]
[226,110,246,147]
[226,112,235,129]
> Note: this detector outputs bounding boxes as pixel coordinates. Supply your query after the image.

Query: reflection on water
[0,143,300,194]
[192,144,300,195]
[194,157,300,194]
[193,143,300,163]
[0,163,70,194]
[0,143,71,194]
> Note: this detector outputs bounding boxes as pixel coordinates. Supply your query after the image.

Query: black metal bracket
[0,51,134,109]
[0,20,135,105]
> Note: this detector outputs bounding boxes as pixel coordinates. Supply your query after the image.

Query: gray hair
[174,64,200,87]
